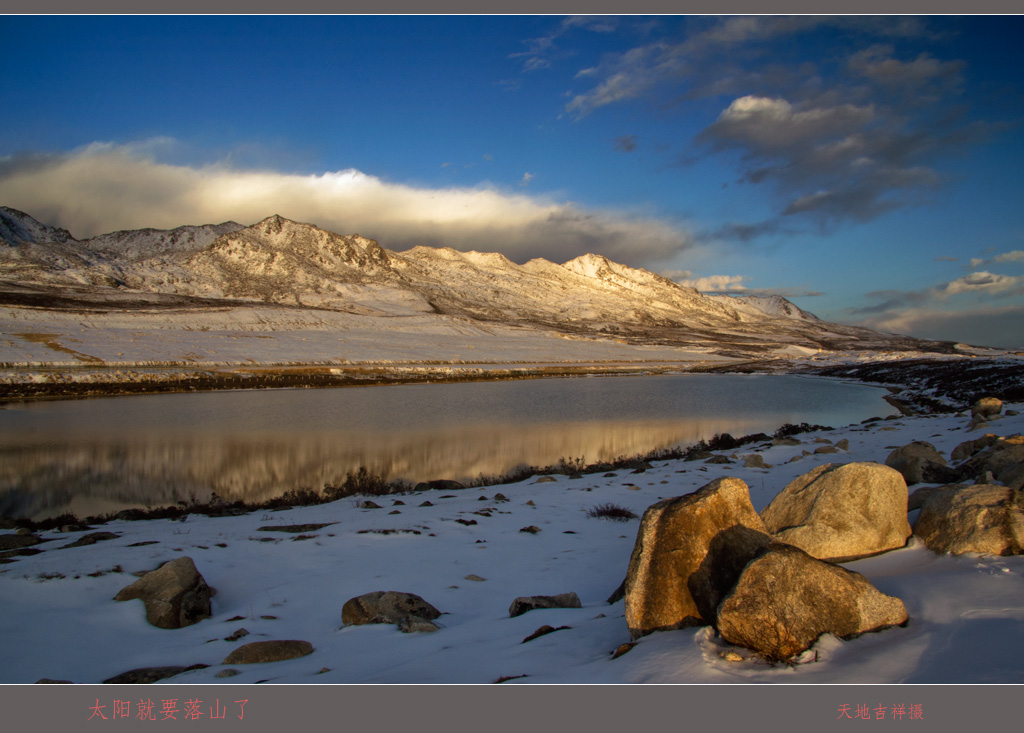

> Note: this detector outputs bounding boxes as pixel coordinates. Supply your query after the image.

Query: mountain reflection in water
[0,374,894,520]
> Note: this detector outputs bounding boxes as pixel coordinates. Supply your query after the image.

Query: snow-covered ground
[0,303,727,368]
[2,401,1022,685]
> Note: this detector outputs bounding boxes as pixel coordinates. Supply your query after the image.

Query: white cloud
[0,142,692,266]
[662,269,746,291]
[939,271,1023,297]
[855,304,1024,349]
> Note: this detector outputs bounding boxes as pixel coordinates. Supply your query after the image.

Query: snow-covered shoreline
[2,400,1022,684]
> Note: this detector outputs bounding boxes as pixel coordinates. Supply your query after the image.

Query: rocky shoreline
[3,391,1022,683]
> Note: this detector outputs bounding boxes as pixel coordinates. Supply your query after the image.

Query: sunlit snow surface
[1,405,1023,684]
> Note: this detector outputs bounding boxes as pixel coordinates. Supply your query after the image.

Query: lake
[0,373,894,520]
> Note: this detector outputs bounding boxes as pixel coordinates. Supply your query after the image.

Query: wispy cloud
[848,270,1024,347]
[561,17,1001,241]
[969,249,1024,268]
[510,16,619,74]
[0,142,693,266]
[613,135,638,153]
[661,268,822,298]
[855,304,1024,349]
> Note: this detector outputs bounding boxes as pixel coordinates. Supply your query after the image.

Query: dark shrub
[587,503,639,521]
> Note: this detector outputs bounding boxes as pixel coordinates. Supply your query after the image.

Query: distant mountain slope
[0,207,954,355]
[708,293,821,322]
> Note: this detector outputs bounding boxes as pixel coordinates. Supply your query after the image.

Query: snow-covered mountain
[0,207,949,355]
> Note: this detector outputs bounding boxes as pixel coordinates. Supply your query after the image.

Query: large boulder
[624,477,772,640]
[113,557,214,629]
[508,592,581,618]
[341,591,441,627]
[884,441,958,485]
[716,543,908,662]
[759,462,911,562]
[222,640,314,665]
[912,484,1024,555]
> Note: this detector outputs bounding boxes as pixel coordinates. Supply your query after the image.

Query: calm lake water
[0,374,894,520]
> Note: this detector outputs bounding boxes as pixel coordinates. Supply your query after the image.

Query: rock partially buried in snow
[624,477,771,640]
[508,592,581,618]
[341,591,441,627]
[222,640,314,665]
[103,664,209,684]
[716,543,908,663]
[759,463,911,562]
[398,616,442,633]
[912,484,1024,555]
[113,556,214,629]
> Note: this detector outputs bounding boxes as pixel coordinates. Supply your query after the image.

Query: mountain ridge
[0,206,953,355]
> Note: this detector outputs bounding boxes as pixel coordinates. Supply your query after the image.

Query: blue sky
[1,15,1023,347]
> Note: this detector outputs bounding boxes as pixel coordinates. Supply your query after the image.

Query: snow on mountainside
[0,206,126,287]
[0,207,955,357]
[708,293,821,322]
[85,221,245,262]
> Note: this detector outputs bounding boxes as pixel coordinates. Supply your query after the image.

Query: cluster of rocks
[621,396,1024,663]
[622,471,910,663]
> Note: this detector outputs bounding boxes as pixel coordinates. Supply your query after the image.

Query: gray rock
[760,462,911,562]
[0,534,42,551]
[885,441,958,485]
[103,664,209,684]
[113,556,214,629]
[743,454,766,468]
[535,476,558,483]
[624,477,772,640]
[222,640,314,665]
[341,590,441,626]
[716,543,908,663]
[912,484,1024,555]
[908,485,954,512]
[509,592,582,618]
[58,531,119,549]
[35,678,73,684]
[398,616,441,633]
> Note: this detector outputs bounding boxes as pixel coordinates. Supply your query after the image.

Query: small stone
[464,574,486,582]
[509,592,581,617]
[721,651,744,662]
[611,642,637,659]
[215,669,240,678]
[536,476,557,483]
[222,640,314,665]
[519,526,541,534]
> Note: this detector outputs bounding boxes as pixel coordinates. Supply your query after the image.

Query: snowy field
[1,402,1023,685]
